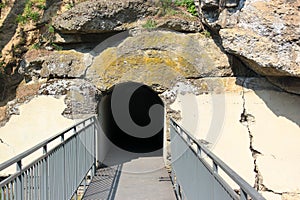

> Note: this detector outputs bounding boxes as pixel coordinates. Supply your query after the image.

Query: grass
[142,19,157,29]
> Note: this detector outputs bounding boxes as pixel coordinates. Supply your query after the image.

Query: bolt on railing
[170,118,266,200]
[0,116,98,200]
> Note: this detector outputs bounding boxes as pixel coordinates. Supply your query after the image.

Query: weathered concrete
[169,77,300,198]
[247,90,300,193]
[0,95,74,175]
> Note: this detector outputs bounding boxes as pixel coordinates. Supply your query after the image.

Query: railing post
[240,188,248,200]
[61,134,66,199]
[74,126,78,200]
[93,118,97,175]
[213,161,218,173]
[16,160,23,200]
[43,145,48,200]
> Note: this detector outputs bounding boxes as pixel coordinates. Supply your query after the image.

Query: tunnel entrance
[99,82,164,153]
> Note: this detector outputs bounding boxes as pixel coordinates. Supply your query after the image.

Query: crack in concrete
[239,80,264,191]
[0,138,10,147]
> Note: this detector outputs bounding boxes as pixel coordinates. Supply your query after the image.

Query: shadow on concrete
[235,77,300,127]
[82,164,123,200]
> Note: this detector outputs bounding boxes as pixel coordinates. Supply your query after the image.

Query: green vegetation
[16,0,46,24]
[30,43,41,49]
[158,0,198,17]
[202,30,211,38]
[0,2,6,9]
[142,19,157,30]
[51,43,63,51]
[48,24,55,33]
[175,0,198,16]
[66,2,75,10]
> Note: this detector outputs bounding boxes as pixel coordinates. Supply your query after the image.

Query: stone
[195,0,300,93]
[20,50,90,79]
[86,30,232,92]
[53,0,158,34]
[39,79,100,119]
[267,76,300,95]
[156,18,203,33]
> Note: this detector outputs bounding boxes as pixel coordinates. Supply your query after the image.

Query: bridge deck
[83,149,176,200]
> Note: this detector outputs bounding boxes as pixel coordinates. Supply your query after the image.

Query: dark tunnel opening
[99,82,164,153]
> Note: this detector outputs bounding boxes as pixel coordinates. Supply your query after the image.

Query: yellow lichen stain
[93,49,199,89]
[104,50,196,76]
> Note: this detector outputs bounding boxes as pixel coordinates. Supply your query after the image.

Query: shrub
[48,25,55,33]
[175,0,198,16]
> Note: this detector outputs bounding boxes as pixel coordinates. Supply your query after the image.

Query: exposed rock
[196,0,300,93]
[0,73,24,105]
[267,76,300,95]
[86,30,232,92]
[156,17,203,33]
[39,79,100,119]
[0,106,8,127]
[53,0,158,34]
[20,50,91,80]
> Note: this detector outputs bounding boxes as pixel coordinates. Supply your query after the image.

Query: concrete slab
[245,90,300,193]
[170,77,300,196]
[0,95,74,175]
[113,157,176,200]
[83,155,176,200]
[170,92,255,188]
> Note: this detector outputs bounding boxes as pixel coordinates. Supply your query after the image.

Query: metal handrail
[0,116,94,172]
[0,115,98,200]
[170,118,266,200]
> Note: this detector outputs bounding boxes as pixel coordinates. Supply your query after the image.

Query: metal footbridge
[0,116,266,200]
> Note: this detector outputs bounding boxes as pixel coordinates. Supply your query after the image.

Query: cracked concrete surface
[247,90,300,195]
[170,77,300,199]
[240,81,264,191]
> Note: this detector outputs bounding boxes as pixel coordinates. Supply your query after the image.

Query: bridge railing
[170,119,266,200]
[0,116,98,200]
